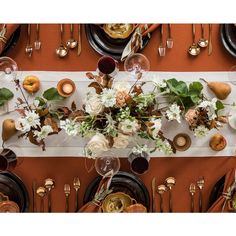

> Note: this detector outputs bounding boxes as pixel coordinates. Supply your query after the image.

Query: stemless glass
[94,151,120,177]
[0,56,18,80]
[124,53,150,79]
[97,56,119,77]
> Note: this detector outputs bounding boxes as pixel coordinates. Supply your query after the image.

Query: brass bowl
[57,78,76,97]
[100,24,137,39]
[102,192,136,213]
[173,133,191,151]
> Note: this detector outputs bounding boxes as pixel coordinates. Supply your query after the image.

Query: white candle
[176,136,187,147]
[62,83,73,94]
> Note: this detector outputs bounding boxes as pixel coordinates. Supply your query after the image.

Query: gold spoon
[44,178,55,213]
[56,24,68,58]
[36,186,47,212]
[198,24,208,48]
[189,183,196,213]
[157,184,167,212]
[188,24,200,56]
[165,177,176,212]
[66,24,78,49]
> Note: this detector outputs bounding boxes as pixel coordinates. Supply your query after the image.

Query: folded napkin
[0,24,19,55]
[79,170,113,212]
[121,24,160,61]
[208,168,236,212]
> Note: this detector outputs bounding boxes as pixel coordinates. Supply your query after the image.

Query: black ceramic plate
[83,171,150,211]
[0,171,29,212]
[225,24,236,51]
[208,175,225,209]
[0,26,21,56]
[85,24,151,60]
[220,24,236,58]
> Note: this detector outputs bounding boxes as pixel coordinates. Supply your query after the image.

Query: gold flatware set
[151,176,176,212]
[32,177,80,212]
[188,24,212,56]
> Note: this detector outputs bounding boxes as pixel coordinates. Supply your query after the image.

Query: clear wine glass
[0,56,18,80]
[94,151,120,177]
[124,53,150,79]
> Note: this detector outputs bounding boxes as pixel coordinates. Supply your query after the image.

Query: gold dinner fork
[64,184,71,213]
[197,177,205,212]
[189,183,196,213]
[73,177,81,212]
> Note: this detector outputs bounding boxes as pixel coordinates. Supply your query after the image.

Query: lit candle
[62,83,73,94]
[176,136,187,147]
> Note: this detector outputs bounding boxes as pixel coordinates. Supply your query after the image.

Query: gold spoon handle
[60,24,64,45]
[48,190,52,212]
[169,189,173,212]
[77,24,81,56]
[208,24,212,55]
[160,195,163,213]
[70,24,73,38]
[192,24,196,44]
[40,197,44,212]
[201,24,204,38]
[160,24,163,45]
[75,190,79,212]
[66,195,69,212]
[191,194,194,213]
[168,24,171,38]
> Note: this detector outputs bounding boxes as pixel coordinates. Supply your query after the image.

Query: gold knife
[77,24,81,56]
[151,177,156,212]
[208,24,212,56]
[32,179,37,212]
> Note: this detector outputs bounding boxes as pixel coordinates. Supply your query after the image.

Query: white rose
[85,96,104,115]
[113,133,129,149]
[118,119,140,135]
[86,133,109,156]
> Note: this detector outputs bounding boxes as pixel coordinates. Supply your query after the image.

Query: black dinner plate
[0,26,21,57]
[208,174,225,209]
[85,24,151,60]
[83,171,150,211]
[220,24,236,58]
[225,24,236,51]
[0,171,29,212]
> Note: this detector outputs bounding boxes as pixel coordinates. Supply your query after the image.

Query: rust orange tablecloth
[5,24,236,212]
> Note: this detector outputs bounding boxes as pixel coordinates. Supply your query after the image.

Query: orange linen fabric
[208,168,236,212]
[0,24,19,54]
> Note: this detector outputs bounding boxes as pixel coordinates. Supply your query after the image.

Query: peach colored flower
[185,109,199,127]
[116,90,129,108]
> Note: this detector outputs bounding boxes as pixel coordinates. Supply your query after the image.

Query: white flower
[113,81,131,93]
[194,125,209,138]
[15,118,31,132]
[118,119,140,135]
[113,133,129,149]
[155,138,173,155]
[100,88,116,108]
[85,95,104,116]
[198,98,217,121]
[24,110,41,128]
[60,119,80,136]
[33,99,40,108]
[149,118,162,138]
[132,145,148,155]
[86,133,109,158]
[33,125,53,142]
[166,103,181,123]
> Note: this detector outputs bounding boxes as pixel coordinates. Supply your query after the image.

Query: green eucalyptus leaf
[43,88,65,101]
[189,82,203,95]
[0,88,14,100]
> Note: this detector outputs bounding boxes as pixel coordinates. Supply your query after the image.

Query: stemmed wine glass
[94,150,120,177]
[124,53,150,79]
[0,56,18,80]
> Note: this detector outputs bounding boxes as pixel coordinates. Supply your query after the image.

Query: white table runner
[1,71,236,157]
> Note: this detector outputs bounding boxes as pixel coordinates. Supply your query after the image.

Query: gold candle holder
[57,78,76,97]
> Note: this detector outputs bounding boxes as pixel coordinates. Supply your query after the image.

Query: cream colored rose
[113,133,130,149]
[85,96,104,115]
[86,133,109,156]
[118,119,140,135]
[113,81,131,94]
[116,90,128,108]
